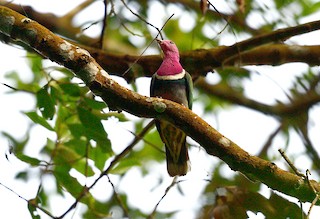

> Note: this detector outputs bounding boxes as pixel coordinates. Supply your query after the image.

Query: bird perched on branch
[150,39,193,176]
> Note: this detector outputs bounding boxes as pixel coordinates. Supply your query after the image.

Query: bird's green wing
[150,74,156,96]
[185,71,193,109]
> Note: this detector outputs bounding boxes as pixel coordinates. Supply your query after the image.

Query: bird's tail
[165,141,191,177]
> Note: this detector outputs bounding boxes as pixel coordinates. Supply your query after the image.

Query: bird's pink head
[156,39,183,76]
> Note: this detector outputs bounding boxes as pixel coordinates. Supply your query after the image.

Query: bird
[150,39,193,177]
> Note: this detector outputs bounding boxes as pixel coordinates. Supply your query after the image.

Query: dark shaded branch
[197,78,320,117]
[1,6,320,205]
[0,0,94,45]
[99,0,108,49]
[219,19,320,63]
[224,44,320,66]
[196,78,275,114]
[3,2,320,81]
[81,43,320,83]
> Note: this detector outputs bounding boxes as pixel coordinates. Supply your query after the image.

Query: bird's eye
[169,41,174,44]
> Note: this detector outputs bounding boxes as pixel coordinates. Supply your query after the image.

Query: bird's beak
[156,39,162,44]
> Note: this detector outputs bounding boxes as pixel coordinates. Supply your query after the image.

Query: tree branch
[223,44,320,66]
[0,0,94,45]
[196,78,320,116]
[2,2,320,81]
[80,43,320,82]
[1,6,320,204]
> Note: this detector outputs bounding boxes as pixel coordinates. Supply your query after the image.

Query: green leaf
[53,166,84,198]
[92,142,113,170]
[28,54,43,83]
[49,85,60,103]
[54,67,75,78]
[135,129,164,162]
[4,71,40,92]
[96,139,112,154]
[54,165,110,216]
[37,186,49,208]
[56,145,94,177]
[15,171,28,181]
[55,105,78,138]
[91,146,108,171]
[110,158,140,175]
[56,145,81,162]
[27,200,41,219]
[15,153,41,166]
[83,97,107,110]
[1,131,29,153]
[36,86,55,119]
[59,83,81,97]
[25,111,54,131]
[98,112,129,122]
[64,138,87,155]
[77,107,110,145]
[41,138,56,154]
[302,2,320,16]
[68,123,85,139]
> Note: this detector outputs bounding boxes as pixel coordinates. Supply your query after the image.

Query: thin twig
[126,130,163,154]
[278,149,305,177]
[58,119,155,218]
[278,151,320,217]
[121,13,174,77]
[61,0,94,21]
[107,0,144,37]
[147,177,178,219]
[106,174,129,217]
[120,22,144,37]
[306,170,319,218]
[258,124,282,157]
[81,20,101,32]
[206,0,241,63]
[298,127,320,175]
[84,140,90,178]
[120,0,163,38]
[0,182,56,218]
[0,181,28,201]
[1,82,19,91]
[99,0,108,49]
[207,0,237,39]
[0,82,35,93]
[200,21,229,48]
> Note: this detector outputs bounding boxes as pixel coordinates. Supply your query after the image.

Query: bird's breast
[151,78,189,107]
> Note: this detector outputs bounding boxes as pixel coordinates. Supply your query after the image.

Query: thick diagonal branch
[0,6,319,204]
